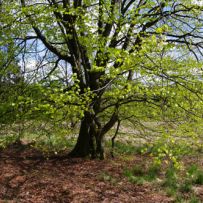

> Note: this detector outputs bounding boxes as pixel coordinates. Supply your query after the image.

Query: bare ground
[0,144,200,203]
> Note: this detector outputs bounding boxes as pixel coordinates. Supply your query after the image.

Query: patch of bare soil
[0,144,174,203]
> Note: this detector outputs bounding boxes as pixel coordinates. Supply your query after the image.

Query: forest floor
[0,144,202,203]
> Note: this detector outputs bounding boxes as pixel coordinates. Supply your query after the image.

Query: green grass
[174,194,201,203]
[0,134,20,149]
[186,164,203,185]
[123,163,160,185]
[107,141,145,156]
[163,165,196,195]
[122,163,203,201]
[179,180,192,193]
[163,166,178,189]
[189,195,201,203]
[146,164,160,181]
[161,164,203,202]
[194,170,203,185]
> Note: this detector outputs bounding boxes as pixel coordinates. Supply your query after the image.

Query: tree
[1,0,203,158]
[0,1,25,124]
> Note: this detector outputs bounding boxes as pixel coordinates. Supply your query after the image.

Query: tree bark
[68,111,106,159]
[68,112,93,157]
[69,106,119,159]
[96,131,105,160]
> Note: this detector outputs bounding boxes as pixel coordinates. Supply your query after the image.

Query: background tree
[0,1,25,124]
[1,0,203,158]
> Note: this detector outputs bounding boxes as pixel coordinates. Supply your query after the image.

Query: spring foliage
[0,0,203,159]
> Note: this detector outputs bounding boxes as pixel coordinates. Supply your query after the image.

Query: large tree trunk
[68,105,118,159]
[96,132,105,160]
[68,112,93,157]
[68,112,105,159]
